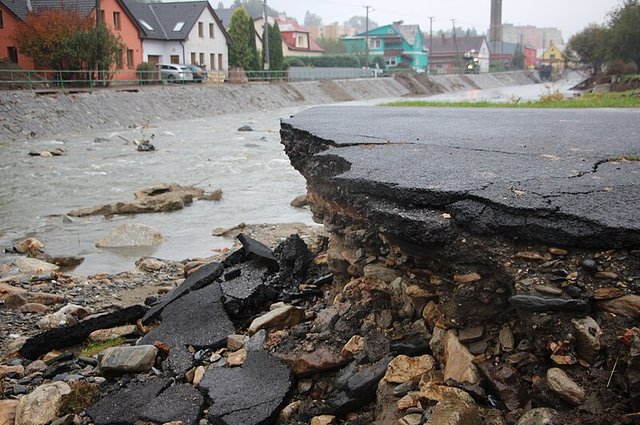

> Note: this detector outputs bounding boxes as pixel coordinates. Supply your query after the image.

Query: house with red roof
[254,16,323,57]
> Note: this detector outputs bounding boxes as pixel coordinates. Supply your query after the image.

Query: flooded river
[0,76,580,275]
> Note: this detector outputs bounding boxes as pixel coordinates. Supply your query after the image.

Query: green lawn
[383,90,640,108]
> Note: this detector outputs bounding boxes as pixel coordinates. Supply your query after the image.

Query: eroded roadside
[277,106,640,423]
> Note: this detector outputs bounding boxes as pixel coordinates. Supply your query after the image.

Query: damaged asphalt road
[281,106,640,248]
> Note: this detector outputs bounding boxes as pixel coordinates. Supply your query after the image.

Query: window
[218,53,223,70]
[385,57,397,66]
[198,22,203,37]
[173,22,184,31]
[7,47,18,63]
[139,19,153,31]
[369,39,381,49]
[199,52,204,65]
[170,55,179,64]
[113,11,121,30]
[0,10,3,28]
[99,9,105,23]
[550,53,556,59]
[297,35,304,47]
[209,23,214,38]
[191,52,196,64]
[210,53,215,70]
[126,49,134,68]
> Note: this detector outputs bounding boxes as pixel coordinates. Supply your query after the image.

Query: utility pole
[364,5,371,68]
[96,0,101,85]
[452,19,462,73]
[263,0,270,71]
[428,16,434,74]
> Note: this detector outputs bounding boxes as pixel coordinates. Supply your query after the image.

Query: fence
[0,67,387,91]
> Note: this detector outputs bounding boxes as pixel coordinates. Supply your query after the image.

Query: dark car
[187,64,208,83]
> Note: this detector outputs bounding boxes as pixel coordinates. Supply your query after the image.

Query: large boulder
[15,257,58,274]
[95,223,164,248]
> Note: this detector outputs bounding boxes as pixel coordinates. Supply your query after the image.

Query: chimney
[489,0,502,44]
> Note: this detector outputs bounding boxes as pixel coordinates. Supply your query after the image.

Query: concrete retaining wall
[0,71,540,141]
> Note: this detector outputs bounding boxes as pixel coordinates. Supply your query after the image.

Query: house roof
[275,18,324,52]
[121,0,204,40]
[0,0,94,21]
[214,7,233,29]
[120,0,228,43]
[394,23,420,45]
[350,22,422,47]
[429,36,487,54]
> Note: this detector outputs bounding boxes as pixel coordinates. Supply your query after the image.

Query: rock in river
[95,223,164,248]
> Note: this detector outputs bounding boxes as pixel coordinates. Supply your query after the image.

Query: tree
[304,11,322,27]
[12,8,93,69]
[12,8,123,75]
[228,7,253,68]
[268,21,284,71]
[566,24,609,74]
[232,0,280,18]
[607,0,640,66]
[511,43,525,69]
[246,13,260,70]
[346,16,378,33]
[317,37,346,54]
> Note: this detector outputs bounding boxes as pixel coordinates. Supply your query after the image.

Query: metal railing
[0,67,387,91]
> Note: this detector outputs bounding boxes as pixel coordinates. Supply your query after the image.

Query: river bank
[0,71,540,142]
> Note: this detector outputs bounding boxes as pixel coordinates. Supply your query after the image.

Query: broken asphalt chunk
[237,234,278,272]
[142,262,223,324]
[138,282,234,349]
[86,378,170,425]
[220,262,269,318]
[139,384,205,425]
[274,234,312,286]
[509,295,590,312]
[199,350,293,425]
[19,304,147,360]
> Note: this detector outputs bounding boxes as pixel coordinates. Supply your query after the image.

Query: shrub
[624,61,639,74]
[136,62,158,84]
[65,381,98,413]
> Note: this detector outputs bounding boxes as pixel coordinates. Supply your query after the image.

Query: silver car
[160,64,194,83]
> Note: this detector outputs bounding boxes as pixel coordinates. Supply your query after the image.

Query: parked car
[186,64,208,83]
[159,64,193,83]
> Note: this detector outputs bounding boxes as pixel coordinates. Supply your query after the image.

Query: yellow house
[540,42,565,70]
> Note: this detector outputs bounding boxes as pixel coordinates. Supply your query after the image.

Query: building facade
[342,22,428,71]
[429,36,489,74]
[121,0,229,71]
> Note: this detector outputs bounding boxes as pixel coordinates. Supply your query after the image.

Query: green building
[342,21,428,71]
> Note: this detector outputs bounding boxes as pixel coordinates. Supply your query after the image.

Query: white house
[122,0,229,71]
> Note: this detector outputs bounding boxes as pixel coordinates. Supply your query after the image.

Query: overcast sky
[233,0,623,41]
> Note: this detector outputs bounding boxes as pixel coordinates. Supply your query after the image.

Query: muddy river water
[0,76,580,275]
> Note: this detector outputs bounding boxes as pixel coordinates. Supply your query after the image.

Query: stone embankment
[0,71,539,142]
